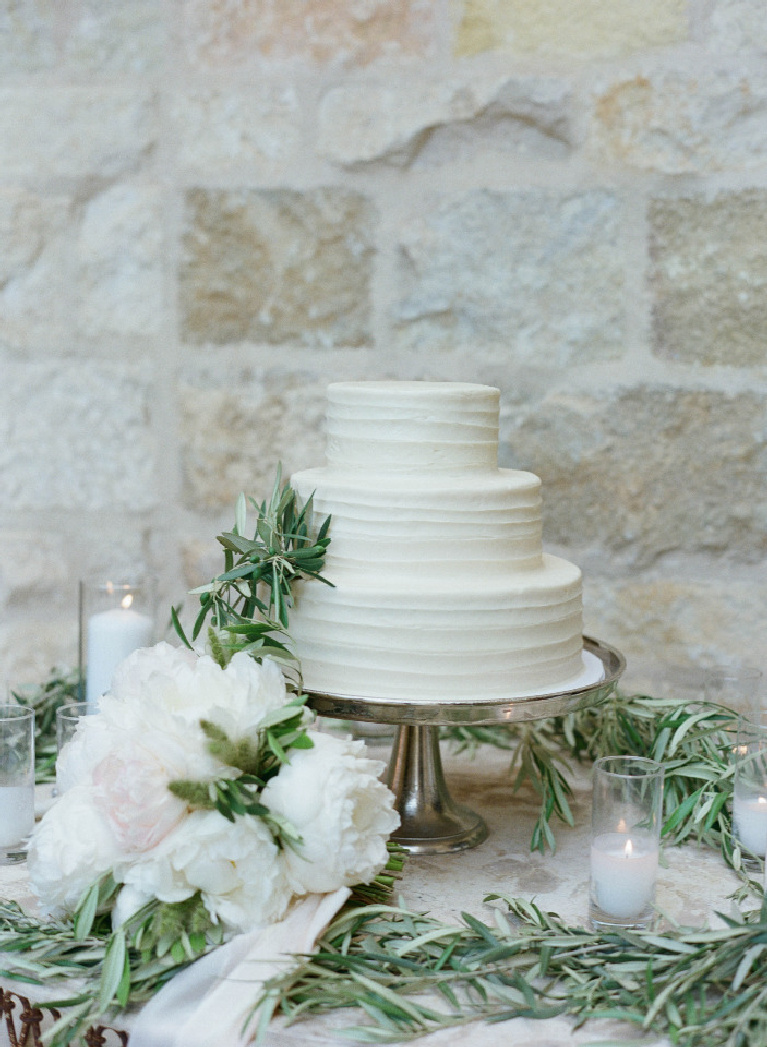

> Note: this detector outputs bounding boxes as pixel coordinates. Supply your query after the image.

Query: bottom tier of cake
[289,554,585,701]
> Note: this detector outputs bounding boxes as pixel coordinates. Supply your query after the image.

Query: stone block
[0,87,156,180]
[393,189,625,363]
[182,0,436,67]
[649,191,767,365]
[585,577,767,689]
[590,69,767,173]
[0,0,55,72]
[177,367,327,510]
[0,187,72,352]
[172,85,301,175]
[179,188,375,347]
[704,0,767,53]
[63,0,166,72]
[454,0,687,58]
[0,620,77,692]
[318,75,573,166]
[0,532,68,608]
[76,185,164,340]
[503,386,767,569]
[0,359,157,511]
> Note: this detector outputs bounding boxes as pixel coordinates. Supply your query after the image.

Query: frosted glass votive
[55,702,90,795]
[589,755,664,931]
[733,718,767,866]
[0,705,35,864]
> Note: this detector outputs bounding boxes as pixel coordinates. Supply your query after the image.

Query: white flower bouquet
[26,641,399,1039]
[1,477,401,1046]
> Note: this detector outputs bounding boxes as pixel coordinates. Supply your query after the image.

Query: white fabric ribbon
[128,887,351,1047]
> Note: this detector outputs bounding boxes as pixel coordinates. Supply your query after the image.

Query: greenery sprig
[173,468,331,681]
[252,895,767,1047]
[0,885,223,1047]
[168,707,314,851]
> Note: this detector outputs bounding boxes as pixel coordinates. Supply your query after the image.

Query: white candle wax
[86,606,152,709]
[590,832,658,919]
[733,792,767,856]
[0,785,34,849]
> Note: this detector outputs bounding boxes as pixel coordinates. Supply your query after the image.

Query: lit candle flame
[624,838,633,858]
[121,594,134,610]
[759,797,767,806]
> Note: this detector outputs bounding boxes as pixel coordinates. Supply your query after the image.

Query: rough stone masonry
[1,0,766,694]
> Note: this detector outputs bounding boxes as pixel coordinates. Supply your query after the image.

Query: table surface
[0,739,743,1047]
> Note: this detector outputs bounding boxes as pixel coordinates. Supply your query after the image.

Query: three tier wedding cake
[289,381,591,701]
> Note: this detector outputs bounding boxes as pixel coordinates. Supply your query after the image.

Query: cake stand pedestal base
[386,725,488,854]
[307,637,625,855]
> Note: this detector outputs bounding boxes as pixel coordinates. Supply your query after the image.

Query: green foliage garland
[444,691,747,877]
[254,895,767,1047]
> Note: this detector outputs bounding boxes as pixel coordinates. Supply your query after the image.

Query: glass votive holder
[55,702,90,795]
[590,755,664,931]
[0,705,35,864]
[732,718,767,867]
[704,666,763,723]
[79,579,153,711]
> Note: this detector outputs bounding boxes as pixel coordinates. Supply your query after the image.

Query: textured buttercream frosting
[289,381,585,701]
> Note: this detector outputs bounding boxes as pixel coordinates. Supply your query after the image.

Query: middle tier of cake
[291,467,547,581]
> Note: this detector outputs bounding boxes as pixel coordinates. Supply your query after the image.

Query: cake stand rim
[305,635,625,726]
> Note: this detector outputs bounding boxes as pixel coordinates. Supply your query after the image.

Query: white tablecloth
[0,744,742,1047]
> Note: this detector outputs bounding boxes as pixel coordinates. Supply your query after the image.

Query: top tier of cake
[325,381,500,474]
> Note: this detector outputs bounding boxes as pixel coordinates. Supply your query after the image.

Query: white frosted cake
[289,381,588,701]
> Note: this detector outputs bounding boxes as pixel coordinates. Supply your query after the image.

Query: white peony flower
[55,713,114,793]
[28,786,123,916]
[261,732,400,895]
[92,743,191,853]
[117,810,292,933]
[83,693,220,855]
[201,652,292,739]
[110,644,292,739]
[109,641,198,707]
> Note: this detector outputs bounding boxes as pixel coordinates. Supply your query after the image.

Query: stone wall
[1,0,766,693]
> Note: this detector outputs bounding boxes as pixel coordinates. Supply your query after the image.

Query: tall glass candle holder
[733,718,767,867]
[79,580,153,711]
[0,705,35,864]
[590,755,664,931]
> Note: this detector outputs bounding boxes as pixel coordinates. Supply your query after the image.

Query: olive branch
[172,467,331,681]
[444,691,745,876]
[251,895,767,1047]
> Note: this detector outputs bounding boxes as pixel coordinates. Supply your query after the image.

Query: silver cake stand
[307,636,625,855]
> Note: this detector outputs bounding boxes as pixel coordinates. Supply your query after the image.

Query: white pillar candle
[733,792,767,856]
[86,601,152,709]
[0,784,34,849]
[590,832,659,919]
